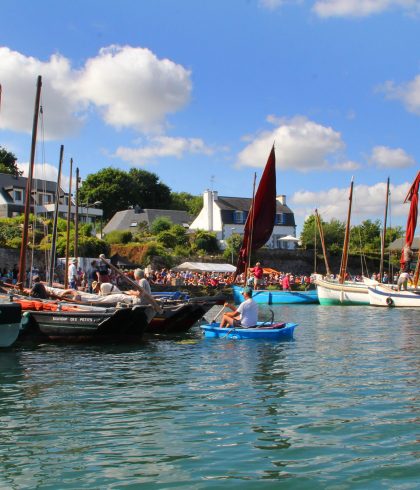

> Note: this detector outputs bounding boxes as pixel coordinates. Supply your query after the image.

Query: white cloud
[291,180,411,225]
[313,0,419,18]
[0,47,82,139]
[237,116,346,172]
[77,45,191,132]
[369,145,415,168]
[114,136,214,165]
[0,45,192,138]
[380,75,420,115]
[18,162,71,192]
[259,0,302,9]
[333,160,361,170]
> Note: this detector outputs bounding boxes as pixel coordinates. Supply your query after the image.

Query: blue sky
[1,0,419,233]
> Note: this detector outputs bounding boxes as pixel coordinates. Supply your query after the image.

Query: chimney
[277,195,286,205]
[212,191,218,201]
[204,189,213,231]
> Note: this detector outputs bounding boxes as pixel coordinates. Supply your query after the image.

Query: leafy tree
[349,220,381,253]
[300,214,345,251]
[128,168,172,209]
[0,146,22,177]
[191,230,219,253]
[169,224,188,246]
[223,232,243,263]
[150,216,172,234]
[78,168,133,221]
[170,192,202,216]
[156,230,178,248]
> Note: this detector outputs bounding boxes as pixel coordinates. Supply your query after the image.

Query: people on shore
[220,286,258,328]
[68,259,78,290]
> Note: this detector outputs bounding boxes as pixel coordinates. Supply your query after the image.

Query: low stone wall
[0,248,47,273]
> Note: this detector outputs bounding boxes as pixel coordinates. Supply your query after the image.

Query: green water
[0,305,418,489]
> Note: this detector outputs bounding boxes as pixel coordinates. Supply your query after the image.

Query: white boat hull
[368,285,420,307]
[314,276,369,305]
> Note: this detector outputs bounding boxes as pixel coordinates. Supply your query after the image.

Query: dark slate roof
[0,172,63,192]
[387,236,419,251]
[216,196,295,226]
[103,208,193,234]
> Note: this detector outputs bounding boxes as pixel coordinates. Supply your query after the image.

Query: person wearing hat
[68,259,78,290]
[220,286,258,328]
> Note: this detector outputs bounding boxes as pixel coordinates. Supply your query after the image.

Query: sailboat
[230,146,317,304]
[368,171,420,307]
[314,178,371,305]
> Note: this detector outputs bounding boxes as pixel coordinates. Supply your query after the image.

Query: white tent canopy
[173,262,236,273]
[279,235,300,242]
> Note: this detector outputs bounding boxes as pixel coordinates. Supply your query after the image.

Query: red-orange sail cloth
[400,171,420,271]
[234,146,276,277]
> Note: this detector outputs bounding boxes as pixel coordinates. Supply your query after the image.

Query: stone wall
[0,248,47,273]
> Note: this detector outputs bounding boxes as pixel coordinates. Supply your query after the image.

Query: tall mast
[74,167,80,260]
[64,158,73,288]
[48,145,64,286]
[379,177,390,282]
[245,172,257,281]
[18,75,42,287]
[339,178,354,284]
[315,209,331,276]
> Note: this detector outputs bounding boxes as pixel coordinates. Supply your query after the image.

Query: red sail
[235,146,276,276]
[400,171,420,271]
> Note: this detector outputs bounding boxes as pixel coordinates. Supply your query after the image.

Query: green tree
[300,214,345,251]
[128,168,172,209]
[170,191,202,216]
[104,230,133,245]
[223,232,243,263]
[78,168,133,221]
[150,216,173,234]
[349,220,381,253]
[191,230,219,254]
[0,146,22,177]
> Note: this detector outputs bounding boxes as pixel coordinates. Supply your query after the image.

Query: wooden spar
[48,145,64,286]
[18,75,42,288]
[339,178,354,284]
[74,167,80,259]
[414,248,420,288]
[315,209,331,276]
[64,158,73,289]
[99,254,163,313]
[244,173,257,282]
[379,177,390,282]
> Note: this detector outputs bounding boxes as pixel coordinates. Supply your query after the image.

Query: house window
[233,211,244,224]
[275,213,285,225]
[13,190,23,203]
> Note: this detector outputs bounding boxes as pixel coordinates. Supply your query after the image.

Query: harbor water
[0,305,418,489]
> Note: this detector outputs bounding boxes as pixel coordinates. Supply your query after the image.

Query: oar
[99,255,163,314]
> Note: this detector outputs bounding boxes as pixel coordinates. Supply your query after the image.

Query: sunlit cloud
[17,162,71,192]
[313,0,419,18]
[237,116,346,172]
[114,136,215,165]
[0,45,192,138]
[369,145,415,168]
[380,75,420,115]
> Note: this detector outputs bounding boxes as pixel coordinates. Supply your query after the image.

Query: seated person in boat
[29,275,49,299]
[220,286,258,328]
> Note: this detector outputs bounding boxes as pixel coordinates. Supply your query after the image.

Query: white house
[189,190,298,249]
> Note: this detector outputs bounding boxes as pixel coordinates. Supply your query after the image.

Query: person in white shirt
[220,286,258,328]
[68,259,78,290]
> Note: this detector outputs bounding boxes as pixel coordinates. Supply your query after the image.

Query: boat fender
[386,297,394,307]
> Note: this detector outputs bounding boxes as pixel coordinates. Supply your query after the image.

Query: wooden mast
[339,178,354,284]
[379,177,390,282]
[74,167,80,260]
[315,209,331,276]
[18,76,42,288]
[245,172,257,283]
[64,158,73,288]
[48,145,64,286]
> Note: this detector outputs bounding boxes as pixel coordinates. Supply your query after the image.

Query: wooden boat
[232,284,318,305]
[367,284,420,307]
[314,274,369,305]
[0,301,22,347]
[200,321,298,340]
[19,303,152,342]
[147,295,225,334]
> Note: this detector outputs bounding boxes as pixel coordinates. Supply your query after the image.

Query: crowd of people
[1,260,416,293]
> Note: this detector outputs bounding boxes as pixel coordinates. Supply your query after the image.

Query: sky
[0,0,419,234]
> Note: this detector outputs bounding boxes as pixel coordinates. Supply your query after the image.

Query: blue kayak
[200,321,298,340]
[232,285,318,305]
